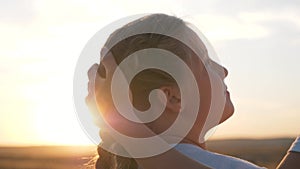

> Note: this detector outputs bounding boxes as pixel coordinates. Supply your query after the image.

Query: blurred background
[0,0,299,168]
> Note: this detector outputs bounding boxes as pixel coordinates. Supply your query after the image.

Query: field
[0,138,294,169]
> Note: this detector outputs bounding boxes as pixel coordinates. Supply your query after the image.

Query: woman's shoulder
[174,143,266,169]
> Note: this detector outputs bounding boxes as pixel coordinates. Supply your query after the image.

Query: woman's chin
[219,101,234,124]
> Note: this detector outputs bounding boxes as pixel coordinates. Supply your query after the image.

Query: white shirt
[174,143,265,169]
[289,136,300,152]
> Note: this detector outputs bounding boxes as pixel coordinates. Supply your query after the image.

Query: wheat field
[0,138,294,169]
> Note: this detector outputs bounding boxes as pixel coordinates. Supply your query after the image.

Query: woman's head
[89,13,234,169]
[95,13,234,137]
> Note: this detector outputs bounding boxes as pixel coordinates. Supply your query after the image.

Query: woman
[86,14,299,169]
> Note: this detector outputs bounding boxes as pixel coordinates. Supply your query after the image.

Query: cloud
[0,0,36,23]
[187,14,270,41]
[182,4,300,41]
[238,10,300,29]
[180,0,300,16]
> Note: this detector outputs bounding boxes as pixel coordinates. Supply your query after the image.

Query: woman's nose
[223,67,228,78]
[212,60,228,79]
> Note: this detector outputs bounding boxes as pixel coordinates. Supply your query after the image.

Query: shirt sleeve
[289,136,300,153]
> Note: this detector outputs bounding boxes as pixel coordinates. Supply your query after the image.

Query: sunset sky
[1,0,300,146]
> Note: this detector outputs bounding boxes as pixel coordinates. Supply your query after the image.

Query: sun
[24,76,94,146]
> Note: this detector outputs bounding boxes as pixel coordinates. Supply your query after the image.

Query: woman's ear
[158,86,181,113]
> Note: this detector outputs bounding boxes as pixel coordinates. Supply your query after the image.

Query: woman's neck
[180,138,206,149]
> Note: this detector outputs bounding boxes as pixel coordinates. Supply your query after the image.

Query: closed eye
[97,62,106,78]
